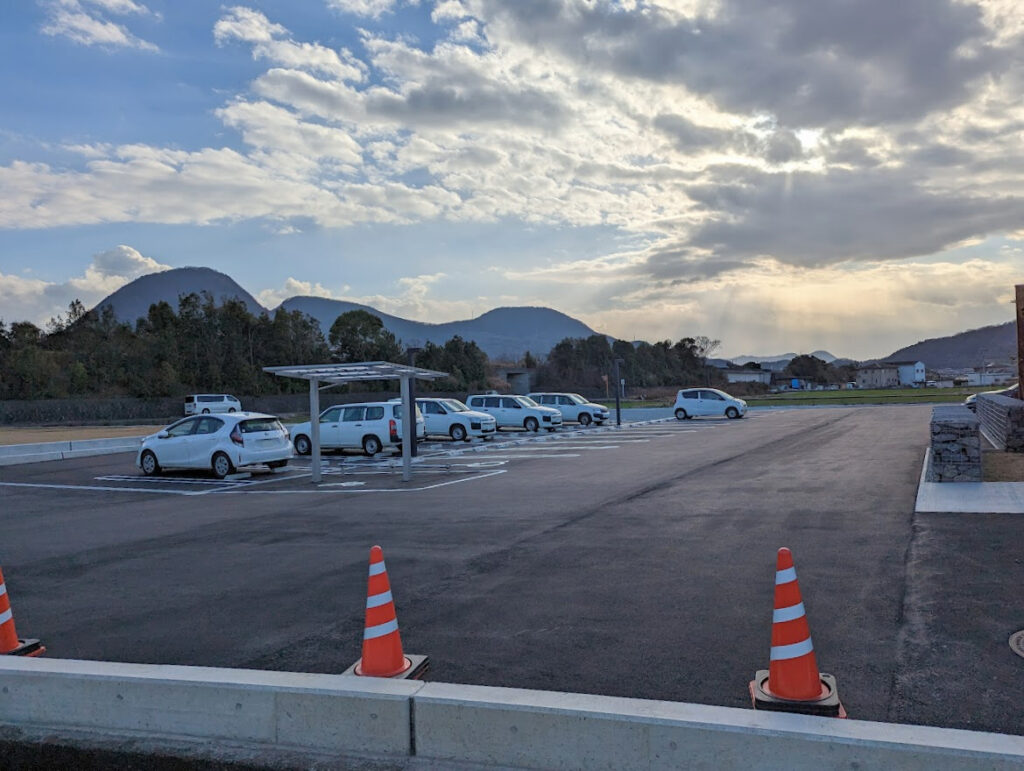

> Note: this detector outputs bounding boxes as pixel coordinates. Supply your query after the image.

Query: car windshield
[517,396,539,407]
[567,394,587,404]
[442,399,469,412]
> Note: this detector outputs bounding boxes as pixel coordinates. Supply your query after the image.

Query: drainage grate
[1010,631,1024,659]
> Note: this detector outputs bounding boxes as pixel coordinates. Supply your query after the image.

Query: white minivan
[465,394,563,432]
[673,388,747,420]
[290,401,425,457]
[184,394,242,415]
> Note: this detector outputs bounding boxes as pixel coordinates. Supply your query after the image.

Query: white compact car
[290,401,425,457]
[184,394,242,415]
[673,388,747,420]
[137,412,291,478]
[465,394,563,432]
[416,398,496,441]
[528,392,610,426]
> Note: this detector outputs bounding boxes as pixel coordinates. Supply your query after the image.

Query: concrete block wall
[977,393,1024,452]
[928,405,982,482]
[0,437,142,466]
[2,658,1024,769]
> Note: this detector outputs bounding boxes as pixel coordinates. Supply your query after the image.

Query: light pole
[406,346,423,457]
[613,358,624,426]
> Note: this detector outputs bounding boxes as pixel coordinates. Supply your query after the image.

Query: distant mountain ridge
[882,321,1014,370]
[279,295,598,361]
[95,267,601,360]
[730,350,839,364]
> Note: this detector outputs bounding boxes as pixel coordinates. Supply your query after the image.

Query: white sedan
[417,397,497,441]
[137,412,292,478]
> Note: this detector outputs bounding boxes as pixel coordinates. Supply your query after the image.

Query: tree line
[0,297,489,401]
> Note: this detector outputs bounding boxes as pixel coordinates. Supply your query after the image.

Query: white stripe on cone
[368,562,387,576]
[364,619,399,640]
[770,637,814,660]
[0,609,12,627]
[366,590,393,609]
[772,602,806,623]
[775,567,797,584]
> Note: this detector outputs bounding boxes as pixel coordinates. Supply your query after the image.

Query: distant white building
[885,360,925,386]
[724,369,772,385]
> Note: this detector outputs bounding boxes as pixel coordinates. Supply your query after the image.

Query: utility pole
[1016,285,1024,391]
[406,347,422,457]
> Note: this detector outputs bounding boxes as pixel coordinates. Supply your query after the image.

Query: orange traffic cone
[749,548,845,717]
[0,567,44,657]
[343,546,428,679]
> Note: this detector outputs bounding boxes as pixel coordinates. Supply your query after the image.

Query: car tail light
[230,426,244,446]
[389,419,398,442]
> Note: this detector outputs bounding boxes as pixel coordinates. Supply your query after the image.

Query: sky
[1,0,1023,360]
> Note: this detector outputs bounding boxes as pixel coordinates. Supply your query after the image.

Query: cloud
[0,245,169,326]
[326,0,413,19]
[214,7,365,82]
[470,0,1012,127]
[39,0,158,50]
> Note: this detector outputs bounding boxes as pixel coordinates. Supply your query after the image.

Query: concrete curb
[916,448,1024,514]
[0,437,142,467]
[2,658,1022,770]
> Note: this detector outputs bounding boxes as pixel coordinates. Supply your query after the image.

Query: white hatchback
[137,412,291,478]
[465,394,563,432]
[417,398,496,441]
[673,388,747,420]
[528,392,610,426]
[290,401,425,457]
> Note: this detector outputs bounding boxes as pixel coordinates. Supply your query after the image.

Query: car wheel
[267,459,288,469]
[675,408,688,420]
[363,435,382,456]
[726,407,740,419]
[202,408,211,414]
[524,417,539,432]
[578,413,592,426]
[228,407,236,413]
[140,450,160,476]
[450,424,468,442]
[294,434,311,455]
[211,452,234,479]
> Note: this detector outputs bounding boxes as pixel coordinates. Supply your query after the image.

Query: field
[618,386,990,409]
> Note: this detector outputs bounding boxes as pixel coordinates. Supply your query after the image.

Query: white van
[465,394,563,432]
[290,401,426,457]
[184,394,242,415]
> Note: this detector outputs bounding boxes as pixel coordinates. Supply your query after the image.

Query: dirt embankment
[0,425,164,446]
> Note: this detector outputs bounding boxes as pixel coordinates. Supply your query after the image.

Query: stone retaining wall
[976,393,1024,451]
[928,405,981,482]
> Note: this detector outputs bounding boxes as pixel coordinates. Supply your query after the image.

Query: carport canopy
[263,361,449,483]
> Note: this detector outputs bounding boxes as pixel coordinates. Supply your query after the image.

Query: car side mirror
[157,431,170,439]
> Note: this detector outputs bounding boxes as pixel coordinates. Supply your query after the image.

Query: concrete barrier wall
[2,658,1024,769]
[0,437,141,466]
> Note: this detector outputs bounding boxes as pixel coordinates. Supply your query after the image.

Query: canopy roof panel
[263,361,448,384]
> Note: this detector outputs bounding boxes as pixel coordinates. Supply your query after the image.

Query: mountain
[731,350,838,364]
[99,267,265,322]
[883,321,1014,370]
[94,267,603,360]
[280,296,598,360]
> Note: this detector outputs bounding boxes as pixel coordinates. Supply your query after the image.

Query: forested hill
[99,267,265,323]
[883,321,1014,369]
[95,266,604,361]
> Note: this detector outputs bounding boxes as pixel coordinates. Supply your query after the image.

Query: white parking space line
[216,469,508,493]
[0,481,204,496]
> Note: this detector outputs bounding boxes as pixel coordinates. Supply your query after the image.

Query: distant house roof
[884,360,923,366]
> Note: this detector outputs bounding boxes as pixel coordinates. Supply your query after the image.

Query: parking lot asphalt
[1,406,1021,737]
